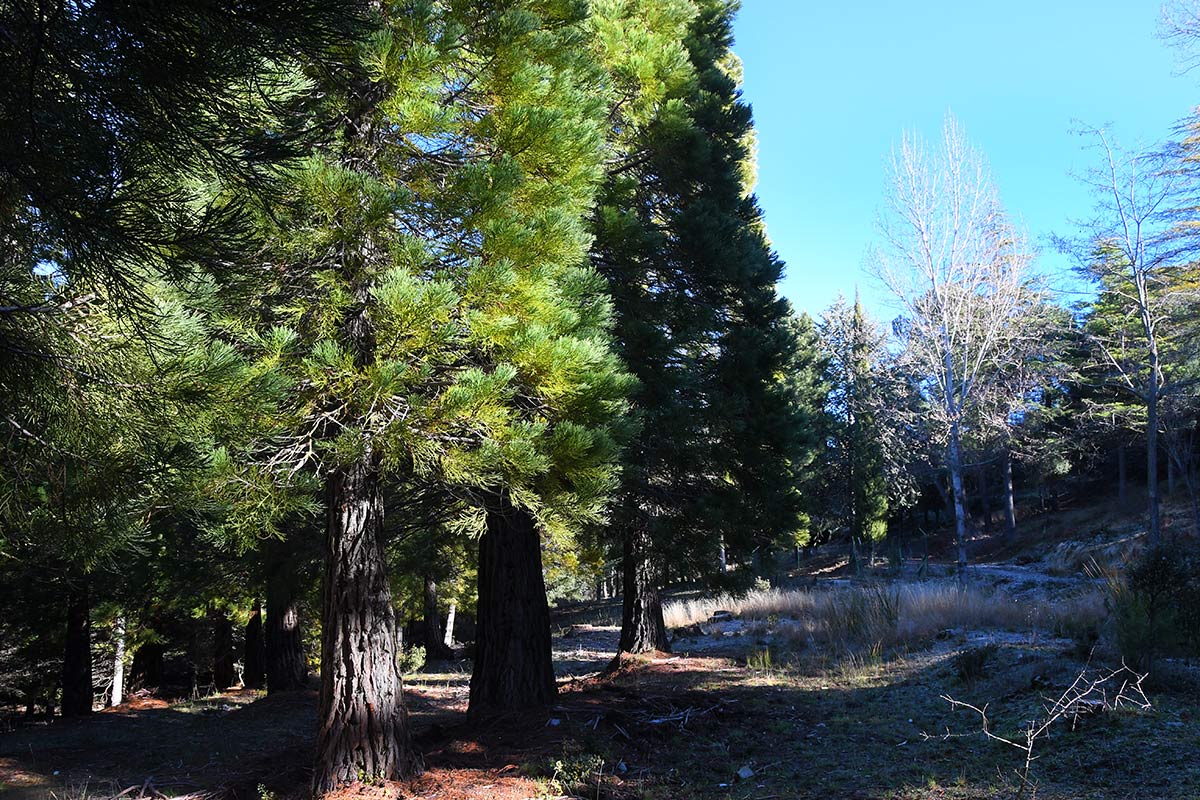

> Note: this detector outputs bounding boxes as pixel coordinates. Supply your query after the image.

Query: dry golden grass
[663,582,1106,651]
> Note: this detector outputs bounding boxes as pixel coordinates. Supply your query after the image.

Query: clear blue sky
[732,0,1199,317]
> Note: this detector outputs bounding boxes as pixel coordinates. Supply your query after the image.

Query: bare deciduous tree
[872,113,1039,574]
[1060,127,1200,544]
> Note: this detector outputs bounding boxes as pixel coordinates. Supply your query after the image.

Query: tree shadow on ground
[2,640,1196,800]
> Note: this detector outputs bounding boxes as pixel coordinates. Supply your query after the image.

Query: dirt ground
[3,615,1198,800]
[3,502,1198,800]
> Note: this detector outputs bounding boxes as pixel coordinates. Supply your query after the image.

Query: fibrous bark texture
[468,499,556,715]
[313,453,420,795]
[618,526,669,655]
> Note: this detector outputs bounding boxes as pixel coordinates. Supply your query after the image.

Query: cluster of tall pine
[0,0,816,791]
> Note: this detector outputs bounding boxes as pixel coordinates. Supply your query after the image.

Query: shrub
[398,644,426,674]
[952,643,997,685]
[1109,544,1200,665]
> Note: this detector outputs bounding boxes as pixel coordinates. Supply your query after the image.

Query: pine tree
[820,296,889,565]
[779,311,831,550]
[1,3,358,718]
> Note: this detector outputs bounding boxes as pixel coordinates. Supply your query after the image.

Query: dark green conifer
[592,0,817,652]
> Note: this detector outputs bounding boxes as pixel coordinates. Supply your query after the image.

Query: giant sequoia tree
[217,0,633,788]
[593,0,815,654]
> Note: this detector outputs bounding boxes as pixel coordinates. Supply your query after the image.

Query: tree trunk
[1117,443,1128,507]
[423,574,451,660]
[313,453,419,794]
[1147,388,1161,545]
[443,602,456,649]
[212,610,236,691]
[979,464,994,534]
[1167,455,1176,496]
[618,526,669,654]
[130,641,164,691]
[1003,450,1017,538]
[468,498,556,715]
[947,421,970,576]
[243,605,266,690]
[718,536,727,573]
[61,576,93,717]
[110,615,126,707]
[265,538,307,693]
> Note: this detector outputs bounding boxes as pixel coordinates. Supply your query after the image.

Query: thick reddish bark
[618,526,669,655]
[468,500,556,715]
[60,576,93,717]
[243,605,266,689]
[313,453,420,795]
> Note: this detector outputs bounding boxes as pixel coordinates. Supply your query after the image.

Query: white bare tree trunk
[110,615,126,707]
[443,601,456,648]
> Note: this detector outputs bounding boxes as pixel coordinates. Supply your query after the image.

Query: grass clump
[664,582,1106,653]
[952,643,998,685]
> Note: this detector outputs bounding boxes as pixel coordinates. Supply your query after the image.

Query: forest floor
[3,499,1199,799]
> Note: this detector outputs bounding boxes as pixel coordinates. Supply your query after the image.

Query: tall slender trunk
[468,498,556,715]
[1147,384,1161,545]
[1117,443,1128,507]
[979,464,993,534]
[1139,271,1162,546]
[61,576,93,717]
[443,602,456,649]
[423,574,450,660]
[938,332,969,576]
[618,526,669,654]
[110,615,126,707]
[1003,450,1017,538]
[265,537,307,693]
[1167,455,1176,496]
[314,453,419,794]
[188,627,200,699]
[212,610,236,690]
[243,605,266,690]
[947,420,970,576]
